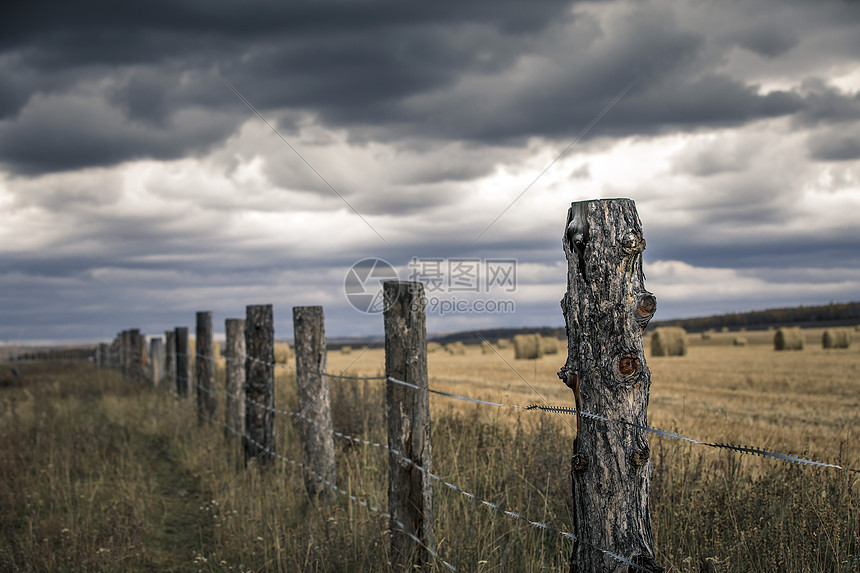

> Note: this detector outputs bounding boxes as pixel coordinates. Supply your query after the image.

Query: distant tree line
[433,301,860,344]
[649,301,860,333]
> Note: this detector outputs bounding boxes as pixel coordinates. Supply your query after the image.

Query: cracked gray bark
[196,311,217,423]
[244,305,274,467]
[384,281,433,570]
[175,327,190,398]
[559,198,662,573]
[149,337,164,386]
[225,318,246,443]
[164,330,176,393]
[293,306,337,502]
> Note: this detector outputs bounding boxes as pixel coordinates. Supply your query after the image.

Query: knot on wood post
[620,230,646,255]
[616,355,641,378]
[567,202,590,279]
[632,446,650,468]
[571,454,588,473]
[634,292,657,328]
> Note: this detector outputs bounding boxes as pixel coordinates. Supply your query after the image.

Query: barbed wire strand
[141,353,860,475]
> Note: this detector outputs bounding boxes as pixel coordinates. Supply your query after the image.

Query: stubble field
[1,327,858,571]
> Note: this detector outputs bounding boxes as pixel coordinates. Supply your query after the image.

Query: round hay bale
[650,327,687,357]
[721,326,730,333]
[700,331,712,340]
[496,338,510,349]
[541,337,559,355]
[340,345,352,355]
[513,334,543,360]
[774,328,804,351]
[445,342,466,355]
[822,329,852,349]
[427,342,442,353]
[274,342,293,364]
[212,340,227,368]
[481,340,493,354]
[732,337,747,347]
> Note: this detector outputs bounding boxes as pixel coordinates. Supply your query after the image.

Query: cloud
[2,0,855,176]
[645,259,860,318]
[0,85,239,174]
[2,0,860,343]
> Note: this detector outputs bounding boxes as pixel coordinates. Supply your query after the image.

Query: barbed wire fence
[71,305,859,573]
[8,322,859,571]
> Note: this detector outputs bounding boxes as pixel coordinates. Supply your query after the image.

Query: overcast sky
[2,0,859,344]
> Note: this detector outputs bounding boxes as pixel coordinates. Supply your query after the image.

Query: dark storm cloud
[3,0,855,176]
[645,227,860,271]
[730,26,799,58]
[0,0,574,174]
[0,96,238,175]
[3,0,860,343]
[808,131,860,161]
[794,80,860,125]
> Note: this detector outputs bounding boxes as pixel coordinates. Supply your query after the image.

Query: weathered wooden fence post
[244,304,275,467]
[175,327,190,397]
[196,311,217,423]
[135,331,146,379]
[559,198,661,572]
[383,280,433,569]
[150,337,164,386]
[119,330,128,377]
[131,329,141,378]
[293,306,337,502]
[225,318,246,441]
[165,330,176,392]
[110,339,118,370]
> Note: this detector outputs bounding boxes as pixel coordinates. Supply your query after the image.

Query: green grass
[1,360,858,571]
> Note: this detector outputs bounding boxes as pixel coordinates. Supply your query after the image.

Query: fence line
[194,379,644,572]
[199,409,460,573]
[83,315,858,570]
[183,350,860,475]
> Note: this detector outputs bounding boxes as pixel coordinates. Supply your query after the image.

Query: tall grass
[1,354,859,571]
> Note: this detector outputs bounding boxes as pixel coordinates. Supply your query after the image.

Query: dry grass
[2,328,859,571]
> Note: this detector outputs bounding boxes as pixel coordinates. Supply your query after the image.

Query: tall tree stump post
[150,337,164,386]
[128,329,142,379]
[293,306,337,502]
[119,330,128,377]
[110,339,118,370]
[383,281,434,570]
[165,330,176,393]
[225,318,246,443]
[196,311,217,423]
[175,327,190,398]
[559,198,662,572]
[244,304,275,467]
[136,331,147,379]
